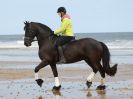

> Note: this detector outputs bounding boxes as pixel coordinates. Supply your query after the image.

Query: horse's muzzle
[24,42,31,47]
[24,37,32,47]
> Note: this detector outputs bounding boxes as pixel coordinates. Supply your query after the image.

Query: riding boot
[58,46,66,63]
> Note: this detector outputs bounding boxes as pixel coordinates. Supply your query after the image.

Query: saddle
[57,38,75,64]
[49,35,75,64]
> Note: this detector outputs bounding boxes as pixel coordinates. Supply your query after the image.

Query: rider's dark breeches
[55,36,74,48]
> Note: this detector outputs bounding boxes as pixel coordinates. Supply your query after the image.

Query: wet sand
[0,62,133,99]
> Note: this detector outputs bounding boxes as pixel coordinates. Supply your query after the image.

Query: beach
[0,61,133,99]
[0,33,133,99]
[0,0,133,98]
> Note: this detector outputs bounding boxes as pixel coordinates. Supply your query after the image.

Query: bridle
[24,23,37,42]
[24,23,54,43]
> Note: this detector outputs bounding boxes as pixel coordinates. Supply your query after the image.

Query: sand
[0,62,133,99]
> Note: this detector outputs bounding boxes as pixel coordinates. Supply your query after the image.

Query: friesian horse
[24,21,117,91]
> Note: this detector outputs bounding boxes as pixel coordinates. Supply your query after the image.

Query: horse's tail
[100,42,117,76]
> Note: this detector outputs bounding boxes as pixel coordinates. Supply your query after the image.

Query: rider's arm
[54,18,68,35]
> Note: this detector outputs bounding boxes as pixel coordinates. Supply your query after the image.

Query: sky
[0,0,133,35]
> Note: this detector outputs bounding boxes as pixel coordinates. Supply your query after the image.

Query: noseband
[24,36,37,42]
[24,24,37,42]
[24,23,54,43]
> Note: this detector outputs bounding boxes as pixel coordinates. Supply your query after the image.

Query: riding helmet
[57,7,66,13]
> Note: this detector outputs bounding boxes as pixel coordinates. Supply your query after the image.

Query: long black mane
[32,22,53,34]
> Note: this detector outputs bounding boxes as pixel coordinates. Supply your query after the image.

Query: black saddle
[49,34,76,48]
[62,37,75,48]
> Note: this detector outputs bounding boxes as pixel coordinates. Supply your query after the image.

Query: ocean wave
[106,40,133,49]
[0,40,133,49]
[0,40,38,48]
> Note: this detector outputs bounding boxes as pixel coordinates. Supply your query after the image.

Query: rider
[54,7,75,63]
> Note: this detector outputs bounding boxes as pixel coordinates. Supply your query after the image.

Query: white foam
[0,40,133,49]
[106,40,133,49]
[0,41,38,48]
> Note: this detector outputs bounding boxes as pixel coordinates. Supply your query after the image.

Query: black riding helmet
[57,7,66,13]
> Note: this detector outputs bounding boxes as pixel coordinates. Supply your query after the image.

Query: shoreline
[0,63,133,81]
[0,64,133,99]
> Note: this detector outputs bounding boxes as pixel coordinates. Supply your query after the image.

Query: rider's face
[58,12,65,18]
[58,13,61,17]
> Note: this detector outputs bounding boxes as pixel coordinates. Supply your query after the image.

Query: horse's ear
[24,21,30,26]
[24,21,27,25]
[24,21,26,25]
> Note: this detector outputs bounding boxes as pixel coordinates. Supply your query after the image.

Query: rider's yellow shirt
[54,18,74,36]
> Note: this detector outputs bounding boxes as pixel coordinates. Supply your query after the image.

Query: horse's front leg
[50,64,61,91]
[34,60,49,87]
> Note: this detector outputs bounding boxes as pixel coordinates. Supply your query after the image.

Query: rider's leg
[55,36,74,63]
[58,46,66,63]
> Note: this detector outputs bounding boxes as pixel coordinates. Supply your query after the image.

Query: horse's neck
[35,24,52,48]
[36,33,50,49]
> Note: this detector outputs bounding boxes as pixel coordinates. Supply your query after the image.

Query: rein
[25,22,55,47]
[25,31,54,44]
[24,37,37,42]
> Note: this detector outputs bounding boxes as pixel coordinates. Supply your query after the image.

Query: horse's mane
[31,22,53,32]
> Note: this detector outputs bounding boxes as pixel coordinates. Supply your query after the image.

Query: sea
[0,32,133,69]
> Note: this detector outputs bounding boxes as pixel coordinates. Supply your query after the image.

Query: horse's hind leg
[95,63,106,90]
[85,60,98,88]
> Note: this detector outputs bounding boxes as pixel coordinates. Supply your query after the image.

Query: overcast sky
[0,0,133,35]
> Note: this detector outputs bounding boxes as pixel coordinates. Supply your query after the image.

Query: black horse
[24,21,117,91]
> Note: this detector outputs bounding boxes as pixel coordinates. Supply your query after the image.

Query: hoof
[96,85,106,90]
[52,85,61,92]
[35,79,44,87]
[86,81,92,88]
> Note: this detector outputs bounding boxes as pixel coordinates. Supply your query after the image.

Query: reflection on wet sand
[1,79,133,99]
[38,96,43,99]
[52,90,61,99]
[96,90,106,99]
[86,90,92,97]
[86,89,106,99]
[51,89,106,99]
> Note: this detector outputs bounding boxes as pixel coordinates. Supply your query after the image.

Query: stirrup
[57,46,66,64]
[57,56,66,64]
[59,58,66,63]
